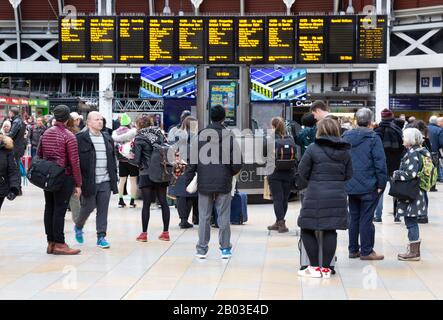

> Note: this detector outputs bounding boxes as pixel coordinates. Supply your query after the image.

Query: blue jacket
[342,127,388,195]
[428,123,443,153]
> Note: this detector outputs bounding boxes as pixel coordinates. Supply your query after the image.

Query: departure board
[118,17,146,63]
[357,15,387,63]
[237,18,265,64]
[327,16,355,63]
[59,17,88,63]
[178,18,205,63]
[267,17,295,64]
[297,17,325,64]
[149,18,175,63]
[89,17,116,63]
[207,18,235,64]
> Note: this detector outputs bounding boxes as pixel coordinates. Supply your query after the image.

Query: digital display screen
[267,17,295,64]
[250,68,307,101]
[327,16,355,63]
[118,17,146,63]
[357,15,387,63]
[148,18,175,63]
[207,18,235,64]
[59,17,88,63]
[237,18,265,64]
[178,18,205,63]
[140,66,196,99]
[89,17,116,62]
[297,17,325,64]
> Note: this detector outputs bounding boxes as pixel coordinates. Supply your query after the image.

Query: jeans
[348,191,381,256]
[268,178,292,221]
[196,192,232,254]
[44,176,74,243]
[76,181,112,238]
[439,161,443,181]
[404,216,420,241]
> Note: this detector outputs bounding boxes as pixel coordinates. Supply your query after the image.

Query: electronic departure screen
[59,17,88,63]
[357,15,387,63]
[118,17,146,63]
[207,18,235,64]
[267,17,295,64]
[297,17,325,64]
[237,18,265,64]
[149,18,175,63]
[178,18,205,63]
[89,17,116,63]
[327,16,355,63]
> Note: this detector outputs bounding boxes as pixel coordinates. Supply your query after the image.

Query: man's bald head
[87,111,103,133]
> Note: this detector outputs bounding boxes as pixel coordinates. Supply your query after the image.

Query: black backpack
[275,136,297,170]
[27,157,66,192]
[148,143,175,184]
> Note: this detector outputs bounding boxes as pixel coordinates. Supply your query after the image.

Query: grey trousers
[76,181,111,238]
[70,195,81,224]
[196,192,232,255]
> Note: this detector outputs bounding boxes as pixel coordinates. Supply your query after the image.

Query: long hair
[180,115,197,132]
[316,118,341,138]
[135,114,155,130]
[271,117,286,136]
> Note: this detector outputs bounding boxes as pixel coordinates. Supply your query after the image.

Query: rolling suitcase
[299,231,336,273]
[230,191,248,224]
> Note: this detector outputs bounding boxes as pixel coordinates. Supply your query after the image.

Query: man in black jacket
[28,117,46,158]
[74,112,118,249]
[186,105,242,259]
[6,107,26,195]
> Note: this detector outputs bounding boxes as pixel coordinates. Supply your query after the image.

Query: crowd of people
[0,101,441,278]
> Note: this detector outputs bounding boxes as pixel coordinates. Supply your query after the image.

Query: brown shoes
[360,251,384,260]
[349,251,360,259]
[398,240,421,261]
[267,221,279,231]
[46,241,55,254]
[52,243,81,255]
[268,220,289,233]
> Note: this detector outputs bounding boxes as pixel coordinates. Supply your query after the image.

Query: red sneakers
[136,232,148,242]
[158,231,170,241]
[321,268,331,279]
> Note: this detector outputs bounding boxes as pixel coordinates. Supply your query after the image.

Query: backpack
[418,154,438,192]
[147,142,176,184]
[27,157,66,192]
[274,136,297,170]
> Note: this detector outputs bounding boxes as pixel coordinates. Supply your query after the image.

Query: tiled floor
[0,183,442,300]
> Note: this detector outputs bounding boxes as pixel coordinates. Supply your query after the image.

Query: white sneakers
[298,266,332,278]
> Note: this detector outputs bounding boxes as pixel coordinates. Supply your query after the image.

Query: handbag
[388,178,420,201]
[27,157,66,192]
[263,176,272,200]
[186,174,198,194]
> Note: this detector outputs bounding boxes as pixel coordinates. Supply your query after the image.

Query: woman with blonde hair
[1,120,11,135]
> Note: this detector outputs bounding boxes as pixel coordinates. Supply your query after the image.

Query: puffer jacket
[112,126,137,162]
[0,135,20,197]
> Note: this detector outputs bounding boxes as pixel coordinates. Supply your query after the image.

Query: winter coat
[296,126,316,156]
[7,115,26,157]
[185,122,243,195]
[342,127,388,195]
[129,126,164,176]
[29,125,47,149]
[428,123,443,154]
[374,120,405,176]
[297,136,353,231]
[0,135,20,197]
[393,146,430,218]
[112,126,137,163]
[76,129,118,197]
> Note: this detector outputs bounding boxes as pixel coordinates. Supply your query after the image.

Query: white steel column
[375,64,389,122]
[99,68,113,128]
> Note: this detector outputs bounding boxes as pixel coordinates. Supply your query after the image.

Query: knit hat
[381,108,394,120]
[53,105,71,122]
[210,105,226,122]
[120,113,131,126]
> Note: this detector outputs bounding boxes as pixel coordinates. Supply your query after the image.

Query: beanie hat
[381,108,394,120]
[210,105,226,122]
[120,113,131,126]
[53,105,71,122]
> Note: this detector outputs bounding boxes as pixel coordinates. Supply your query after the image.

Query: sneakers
[158,231,170,241]
[74,226,84,244]
[360,251,384,260]
[195,252,207,259]
[298,266,322,278]
[221,248,232,259]
[97,237,110,249]
[129,198,136,208]
[373,217,382,223]
[118,198,126,208]
[136,232,148,242]
[321,268,331,279]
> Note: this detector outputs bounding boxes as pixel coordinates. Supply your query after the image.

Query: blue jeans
[348,191,381,256]
[404,216,420,241]
[439,162,443,181]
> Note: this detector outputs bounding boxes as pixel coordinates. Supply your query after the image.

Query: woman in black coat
[0,134,20,211]
[297,118,353,279]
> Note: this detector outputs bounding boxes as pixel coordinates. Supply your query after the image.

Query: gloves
[6,192,16,201]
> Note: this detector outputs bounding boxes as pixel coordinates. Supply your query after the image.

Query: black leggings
[141,186,170,232]
[0,197,4,211]
[301,229,337,268]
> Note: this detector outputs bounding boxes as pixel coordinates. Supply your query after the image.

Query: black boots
[179,219,193,229]
[118,198,126,208]
[129,198,136,208]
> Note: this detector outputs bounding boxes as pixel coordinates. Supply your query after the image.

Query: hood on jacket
[343,127,378,148]
[112,127,137,143]
[0,134,14,150]
[137,127,163,145]
[409,145,431,158]
[315,135,351,161]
